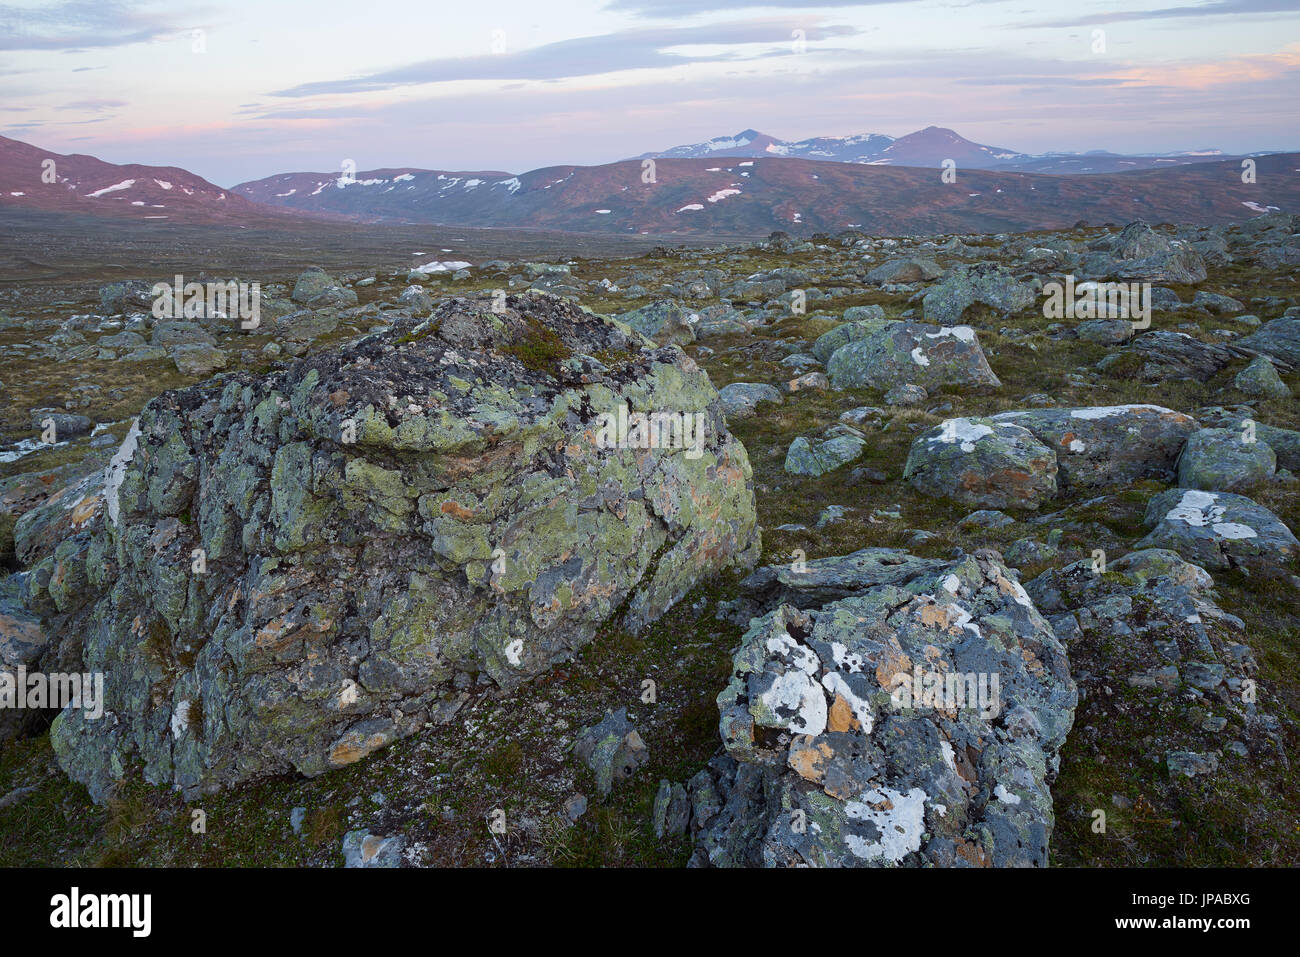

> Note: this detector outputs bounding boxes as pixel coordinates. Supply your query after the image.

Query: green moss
[483,739,524,784]
[502,318,571,375]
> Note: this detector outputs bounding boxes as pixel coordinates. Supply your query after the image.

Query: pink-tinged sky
[2,0,1299,186]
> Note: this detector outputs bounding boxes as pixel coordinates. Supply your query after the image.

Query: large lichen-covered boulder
[991,405,1198,490]
[826,321,1000,391]
[690,549,1077,867]
[904,417,1058,510]
[1136,488,1298,574]
[46,292,760,802]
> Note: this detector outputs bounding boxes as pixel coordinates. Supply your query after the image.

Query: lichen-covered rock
[398,285,435,313]
[1114,222,1171,261]
[865,258,942,284]
[291,267,357,308]
[1192,291,1244,315]
[1237,318,1300,366]
[1176,428,1275,492]
[1121,331,1243,382]
[1027,548,1247,659]
[736,547,947,616]
[1234,356,1291,398]
[152,320,215,350]
[10,458,110,684]
[691,549,1076,867]
[1256,423,1300,472]
[717,382,782,420]
[1136,488,1299,574]
[45,292,759,802]
[170,343,228,377]
[0,573,47,742]
[921,263,1037,326]
[615,299,697,347]
[99,280,154,315]
[784,425,866,477]
[574,708,649,797]
[275,309,340,344]
[28,410,92,439]
[1097,223,1207,284]
[826,321,1000,391]
[653,779,691,838]
[342,830,403,867]
[842,304,886,323]
[904,417,1058,510]
[811,318,894,363]
[1025,548,1269,757]
[991,405,1198,490]
[884,383,927,406]
[1076,319,1134,344]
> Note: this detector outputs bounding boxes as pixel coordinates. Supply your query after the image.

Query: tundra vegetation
[1,214,1298,867]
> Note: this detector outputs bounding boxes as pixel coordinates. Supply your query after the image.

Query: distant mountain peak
[636,126,1028,167]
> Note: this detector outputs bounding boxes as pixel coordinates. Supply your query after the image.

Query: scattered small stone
[342,830,403,867]
[574,708,648,797]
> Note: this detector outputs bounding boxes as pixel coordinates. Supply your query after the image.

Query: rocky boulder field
[1,214,1298,867]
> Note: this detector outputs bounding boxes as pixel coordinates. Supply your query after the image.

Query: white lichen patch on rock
[924,325,976,343]
[1165,490,1258,539]
[844,787,928,862]
[758,670,827,736]
[103,417,141,527]
[1068,404,1171,420]
[931,418,993,452]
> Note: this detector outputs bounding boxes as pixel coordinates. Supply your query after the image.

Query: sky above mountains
[2,0,1298,187]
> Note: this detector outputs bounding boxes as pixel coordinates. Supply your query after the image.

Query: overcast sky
[2,0,1298,186]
